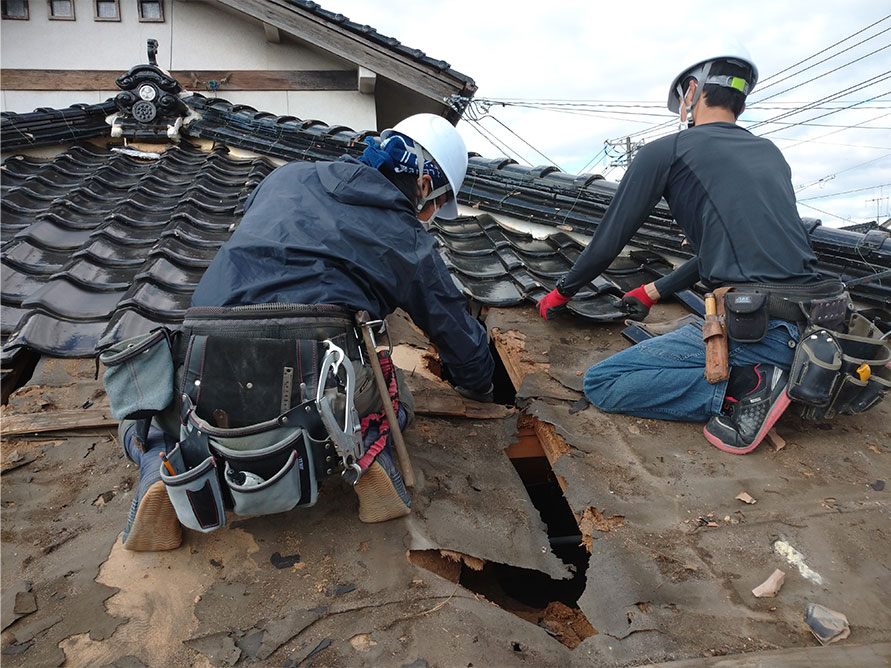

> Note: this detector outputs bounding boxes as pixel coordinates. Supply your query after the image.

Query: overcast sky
[329,0,890,227]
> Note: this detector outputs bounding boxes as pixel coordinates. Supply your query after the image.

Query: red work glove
[621,285,656,321]
[537,288,571,320]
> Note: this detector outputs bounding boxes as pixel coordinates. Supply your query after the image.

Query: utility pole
[866,196,889,223]
[626,136,632,169]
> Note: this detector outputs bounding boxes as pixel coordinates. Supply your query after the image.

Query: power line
[770,111,891,151]
[754,25,891,96]
[758,87,891,137]
[464,118,531,166]
[479,114,560,168]
[796,152,891,192]
[751,42,891,106]
[748,73,891,133]
[797,201,857,223]
[758,14,891,86]
[798,182,891,201]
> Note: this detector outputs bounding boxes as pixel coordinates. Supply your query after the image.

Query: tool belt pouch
[182,395,318,516]
[724,291,769,343]
[791,313,890,419]
[99,328,174,420]
[159,440,226,533]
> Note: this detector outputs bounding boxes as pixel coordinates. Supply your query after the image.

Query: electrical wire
[797,201,857,223]
[758,87,891,137]
[750,42,891,106]
[796,152,891,192]
[478,114,560,167]
[758,14,891,86]
[770,111,891,151]
[754,25,891,96]
[747,73,891,133]
[798,182,891,201]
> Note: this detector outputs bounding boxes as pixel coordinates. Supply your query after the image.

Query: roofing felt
[2,97,890,365]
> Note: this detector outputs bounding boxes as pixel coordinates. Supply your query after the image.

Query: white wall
[1,0,378,129]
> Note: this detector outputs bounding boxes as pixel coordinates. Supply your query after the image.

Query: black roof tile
[1,93,888,360]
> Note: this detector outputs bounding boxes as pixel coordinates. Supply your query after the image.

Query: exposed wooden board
[505,424,545,459]
[491,328,548,392]
[1,69,356,92]
[1,407,116,436]
[212,0,471,103]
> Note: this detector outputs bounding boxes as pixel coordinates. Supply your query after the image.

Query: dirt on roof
[1,304,890,666]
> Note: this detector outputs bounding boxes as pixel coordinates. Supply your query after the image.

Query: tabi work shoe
[354,446,411,523]
[119,420,182,551]
[123,479,182,552]
[704,364,791,455]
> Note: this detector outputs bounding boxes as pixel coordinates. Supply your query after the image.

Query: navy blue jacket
[191,157,494,393]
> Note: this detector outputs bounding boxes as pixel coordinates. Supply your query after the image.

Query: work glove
[455,383,495,403]
[621,285,656,321]
[537,288,571,320]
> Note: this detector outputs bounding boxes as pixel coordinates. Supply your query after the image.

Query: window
[48,0,74,19]
[2,0,29,19]
[94,0,119,20]
[138,0,163,22]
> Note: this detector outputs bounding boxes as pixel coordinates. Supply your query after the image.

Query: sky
[328,0,891,227]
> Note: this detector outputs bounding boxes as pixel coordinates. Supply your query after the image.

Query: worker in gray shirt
[537,43,842,455]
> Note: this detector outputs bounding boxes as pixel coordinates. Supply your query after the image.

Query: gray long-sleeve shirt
[561,122,821,296]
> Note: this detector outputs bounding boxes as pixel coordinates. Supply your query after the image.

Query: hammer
[355,311,415,487]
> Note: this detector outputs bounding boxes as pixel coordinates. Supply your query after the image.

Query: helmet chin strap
[677,62,713,129]
[406,141,451,215]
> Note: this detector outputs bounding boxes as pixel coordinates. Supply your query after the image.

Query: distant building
[0,0,476,130]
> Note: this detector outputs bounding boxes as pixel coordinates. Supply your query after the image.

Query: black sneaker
[704,364,791,454]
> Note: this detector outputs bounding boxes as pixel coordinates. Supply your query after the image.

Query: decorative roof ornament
[110,39,189,142]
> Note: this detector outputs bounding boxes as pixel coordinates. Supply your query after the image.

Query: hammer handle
[703,293,730,384]
[359,321,415,488]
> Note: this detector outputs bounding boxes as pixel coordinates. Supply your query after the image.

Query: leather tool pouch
[789,313,890,420]
[158,304,362,531]
[724,290,769,343]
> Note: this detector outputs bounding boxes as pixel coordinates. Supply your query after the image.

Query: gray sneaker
[704,365,791,455]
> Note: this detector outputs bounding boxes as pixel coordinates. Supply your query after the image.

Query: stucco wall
[1,0,377,129]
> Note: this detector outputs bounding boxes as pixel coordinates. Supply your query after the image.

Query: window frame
[93,0,119,21]
[1,0,30,19]
[137,0,163,22]
[47,0,75,20]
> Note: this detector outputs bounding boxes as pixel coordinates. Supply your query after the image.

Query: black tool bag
[160,303,362,532]
[788,312,890,420]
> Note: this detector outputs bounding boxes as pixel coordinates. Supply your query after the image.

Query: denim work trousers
[584,319,800,422]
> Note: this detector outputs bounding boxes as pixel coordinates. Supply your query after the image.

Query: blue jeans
[584,320,800,422]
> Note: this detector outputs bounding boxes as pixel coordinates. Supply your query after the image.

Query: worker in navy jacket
[120,115,494,550]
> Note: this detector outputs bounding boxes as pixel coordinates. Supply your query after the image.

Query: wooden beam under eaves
[212,0,466,105]
[1,69,356,92]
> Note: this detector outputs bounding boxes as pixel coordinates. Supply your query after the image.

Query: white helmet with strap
[667,41,758,127]
[381,113,467,220]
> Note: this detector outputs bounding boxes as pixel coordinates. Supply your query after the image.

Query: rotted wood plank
[1,406,116,436]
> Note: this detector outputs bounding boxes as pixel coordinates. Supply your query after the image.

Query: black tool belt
[728,280,847,325]
[160,303,364,533]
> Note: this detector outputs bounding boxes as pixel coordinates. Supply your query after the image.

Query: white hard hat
[381,113,467,219]
[667,42,759,114]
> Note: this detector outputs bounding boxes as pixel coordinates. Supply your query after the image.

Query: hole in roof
[409,424,595,650]
[421,340,516,406]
